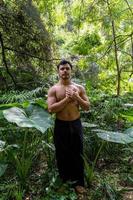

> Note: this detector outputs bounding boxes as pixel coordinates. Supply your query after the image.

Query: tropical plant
[92,179,122,200]
[2,104,53,187]
[83,141,104,186]
[95,127,133,144]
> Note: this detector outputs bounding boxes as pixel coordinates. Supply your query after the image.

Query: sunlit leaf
[82,122,98,128]
[124,127,133,138]
[124,104,133,107]
[0,140,5,151]
[3,105,53,133]
[121,114,133,122]
[96,131,133,144]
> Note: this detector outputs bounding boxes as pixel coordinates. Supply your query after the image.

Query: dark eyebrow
[60,66,70,70]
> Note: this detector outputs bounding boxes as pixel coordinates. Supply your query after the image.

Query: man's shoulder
[73,82,85,90]
[48,83,60,92]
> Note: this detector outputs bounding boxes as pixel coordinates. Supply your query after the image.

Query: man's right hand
[65,89,76,103]
[66,88,73,97]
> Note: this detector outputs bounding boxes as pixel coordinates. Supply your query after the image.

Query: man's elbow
[48,106,53,113]
[84,106,89,111]
[48,106,57,113]
[48,108,52,113]
[83,103,90,111]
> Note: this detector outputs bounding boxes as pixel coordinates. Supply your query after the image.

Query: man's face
[58,63,72,80]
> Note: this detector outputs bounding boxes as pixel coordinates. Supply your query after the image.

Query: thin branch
[116,37,131,47]
[4,46,60,62]
[0,71,8,89]
[106,0,121,96]
[117,49,132,58]
[97,43,113,60]
[0,32,17,88]
[130,34,133,77]
[77,0,98,36]
[123,0,133,16]
[115,31,133,39]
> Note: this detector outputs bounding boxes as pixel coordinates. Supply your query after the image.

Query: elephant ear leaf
[0,164,8,177]
[96,130,133,144]
[124,127,133,138]
[3,105,53,133]
[0,140,8,177]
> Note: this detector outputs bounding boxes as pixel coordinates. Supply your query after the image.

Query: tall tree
[0,0,52,89]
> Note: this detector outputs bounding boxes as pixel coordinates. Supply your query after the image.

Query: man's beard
[60,74,70,80]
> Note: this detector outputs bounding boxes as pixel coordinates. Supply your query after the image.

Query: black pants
[54,118,84,186]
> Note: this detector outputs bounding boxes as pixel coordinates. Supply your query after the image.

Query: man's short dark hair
[57,60,73,69]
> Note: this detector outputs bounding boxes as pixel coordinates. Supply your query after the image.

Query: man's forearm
[48,97,70,113]
[77,96,90,110]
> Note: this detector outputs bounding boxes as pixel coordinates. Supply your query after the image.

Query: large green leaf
[0,110,4,119]
[124,127,133,138]
[82,122,98,128]
[0,164,8,177]
[121,114,133,122]
[0,103,20,109]
[0,140,5,151]
[3,105,53,133]
[121,109,133,122]
[96,131,133,144]
[124,104,133,107]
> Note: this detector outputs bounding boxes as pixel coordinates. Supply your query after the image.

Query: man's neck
[59,79,72,86]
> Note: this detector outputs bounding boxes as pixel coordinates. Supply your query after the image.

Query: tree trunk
[107,0,121,96]
[0,32,17,88]
[130,34,133,78]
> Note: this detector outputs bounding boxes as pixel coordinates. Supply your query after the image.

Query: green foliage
[3,104,53,133]
[83,123,115,185]
[83,120,133,187]
[95,128,133,144]
[0,86,48,103]
[0,182,21,200]
[0,140,19,179]
[0,0,52,89]
[13,187,23,200]
[89,93,133,129]
[84,141,104,186]
[0,103,53,189]
[0,163,8,177]
[0,0,133,199]
[92,179,122,200]
[121,105,133,122]
[44,177,77,200]
[11,148,33,187]
[71,33,101,55]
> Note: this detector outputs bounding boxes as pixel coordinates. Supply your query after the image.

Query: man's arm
[47,87,71,113]
[77,86,90,110]
[66,86,90,111]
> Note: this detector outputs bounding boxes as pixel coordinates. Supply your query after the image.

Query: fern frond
[0,86,47,103]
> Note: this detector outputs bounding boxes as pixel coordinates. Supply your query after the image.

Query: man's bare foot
[75,186,86,194]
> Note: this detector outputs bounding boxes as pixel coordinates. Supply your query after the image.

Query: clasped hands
[65,88,79,102]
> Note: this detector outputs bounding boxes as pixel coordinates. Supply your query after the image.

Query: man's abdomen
[56,103,80,121]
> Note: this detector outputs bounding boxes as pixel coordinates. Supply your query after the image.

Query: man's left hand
[66,88,80,101]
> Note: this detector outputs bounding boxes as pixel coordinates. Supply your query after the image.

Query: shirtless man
[47,60,90,194]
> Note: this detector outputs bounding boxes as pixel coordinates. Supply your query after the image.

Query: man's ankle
[75,185,86,194]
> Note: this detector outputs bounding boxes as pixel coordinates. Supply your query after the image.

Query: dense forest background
[0,0,133,200]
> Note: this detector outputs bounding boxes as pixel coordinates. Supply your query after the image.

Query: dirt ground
[122,191,133,200]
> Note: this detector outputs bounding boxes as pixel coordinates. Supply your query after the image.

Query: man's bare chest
[56,88,66,101]
[55,85,80,101]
